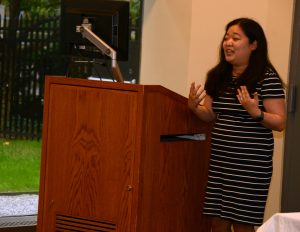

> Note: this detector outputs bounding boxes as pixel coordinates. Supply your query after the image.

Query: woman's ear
[251,40,258,51]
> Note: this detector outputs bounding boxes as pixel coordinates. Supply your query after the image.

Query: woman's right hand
[188,82,206,110]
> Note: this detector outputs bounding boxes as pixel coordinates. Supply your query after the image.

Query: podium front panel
[38,80,139,231]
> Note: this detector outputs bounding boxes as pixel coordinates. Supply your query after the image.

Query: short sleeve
[260,69,285,99]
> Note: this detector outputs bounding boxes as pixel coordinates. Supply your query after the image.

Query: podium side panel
[137,91,212,232]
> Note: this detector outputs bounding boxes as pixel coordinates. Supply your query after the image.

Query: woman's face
[222,24,257,68]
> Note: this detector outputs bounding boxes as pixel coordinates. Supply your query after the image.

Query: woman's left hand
[236,85,260,116]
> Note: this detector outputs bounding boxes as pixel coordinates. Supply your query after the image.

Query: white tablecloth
[257,212,300,232]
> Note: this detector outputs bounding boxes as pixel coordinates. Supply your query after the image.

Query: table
[257,212,300,232]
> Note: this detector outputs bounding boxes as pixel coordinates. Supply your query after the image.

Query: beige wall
[140,0,193,92]
[140,0,294,222]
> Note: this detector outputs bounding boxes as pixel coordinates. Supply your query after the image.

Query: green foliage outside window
[1,0,60,18]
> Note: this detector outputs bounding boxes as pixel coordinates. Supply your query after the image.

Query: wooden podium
[37,76,212,232]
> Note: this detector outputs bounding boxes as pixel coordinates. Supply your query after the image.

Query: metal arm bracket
[76,18,124,82]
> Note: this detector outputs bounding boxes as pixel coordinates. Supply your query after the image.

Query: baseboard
[0,215,36,231]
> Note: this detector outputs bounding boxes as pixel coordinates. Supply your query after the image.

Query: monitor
[61,0,130,61]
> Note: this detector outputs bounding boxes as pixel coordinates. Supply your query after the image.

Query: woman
[188,18,286,232]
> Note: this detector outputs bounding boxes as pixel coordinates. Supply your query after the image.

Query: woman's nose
[225,39,233,46]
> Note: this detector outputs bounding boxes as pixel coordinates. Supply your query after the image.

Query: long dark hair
[205,17,281,98]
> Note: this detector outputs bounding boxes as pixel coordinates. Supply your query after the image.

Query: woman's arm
[188,82,216,122]
[237,86,286,132]
[260,98,286,132]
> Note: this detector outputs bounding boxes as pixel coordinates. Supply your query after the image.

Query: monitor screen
[61,0,130,61]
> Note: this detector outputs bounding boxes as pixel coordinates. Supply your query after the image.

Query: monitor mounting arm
[76,18,124,82]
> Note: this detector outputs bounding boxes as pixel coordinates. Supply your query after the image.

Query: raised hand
[236,85,260,115]
[188,82,206,110]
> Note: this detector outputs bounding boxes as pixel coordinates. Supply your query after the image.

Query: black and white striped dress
[203,69,285,226]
